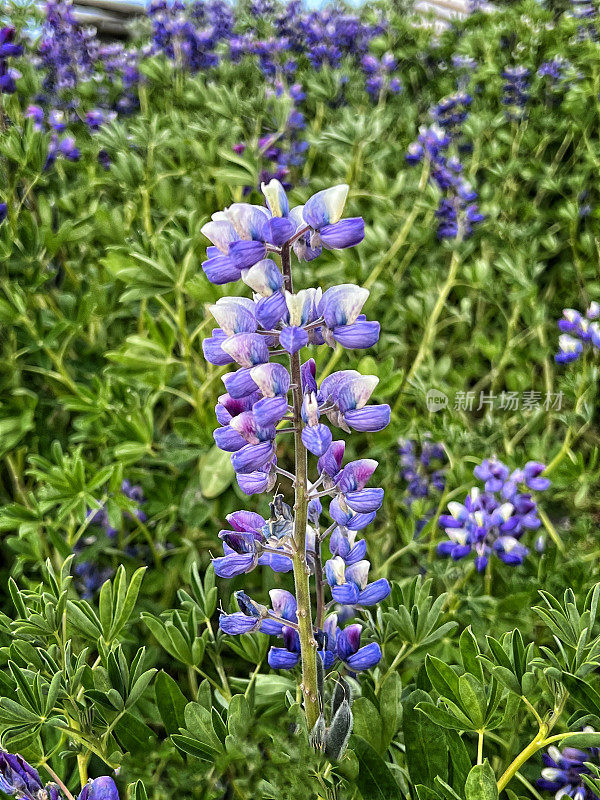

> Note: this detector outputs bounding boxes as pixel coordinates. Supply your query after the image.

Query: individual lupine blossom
[537,730,600,800]
[406,122,484,240]
[555,302,600,363]
[0,27,23,95]
[360,53,402,102]
[0,752,119,800]
[437,458,550,572]
[398,436,446,533]
[502,66,530,120]
[24,106,81,169]
[203,178,390,677]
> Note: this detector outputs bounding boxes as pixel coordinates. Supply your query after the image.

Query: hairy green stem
[281,243,320,731]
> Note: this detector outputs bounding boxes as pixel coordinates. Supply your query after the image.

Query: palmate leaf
[182,701,224,754]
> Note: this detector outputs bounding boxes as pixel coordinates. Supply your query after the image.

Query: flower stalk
[282,242,320,730]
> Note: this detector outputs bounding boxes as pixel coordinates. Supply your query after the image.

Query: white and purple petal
[203,329,235,366]
[221,333,269,368]
[357,579,391,606]
[231,441,275,474]
[209,298,257,336]
[280,325,309,354]
[222,367,260,399]
[337,459,378,493]
[250,363,291,397]
[241,259,284,296]
[303,184,349,229]
[219,612,258,635]
[255,291,288,329]
[213,425,247,452]
[213,552,255,578]
[332,319,380,349]
[268,647,300,670]
[321,284,369,328]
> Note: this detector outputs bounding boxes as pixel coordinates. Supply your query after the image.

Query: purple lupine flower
[325,557,390,606]
[0,751,45,800]
[407,99,483,241]
[0,27,23,95]
[268,615,382,672]
[398,435,446,533]
[77,777,119,800]
[502,66,530,120]
[360,52,402,102]
[537,730,599,800]
[555,303,600,363]
[204,177,389,697]
[437,459,550,571]
[213,509,294,577]
[25,106,44,130]
[220,588,298,636]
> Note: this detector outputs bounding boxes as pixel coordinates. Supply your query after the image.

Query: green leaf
[558,731,600,748]
[127,669,157,709]
[131,781,148,800]
[417,702,474,731]
[490,666,521,696]
[353,696,384,753]
[155,671,188,736]
[458,674,486,728]
[379,672,402,751]
[198,447,234,499]
[227,694,250,740]
[460,628,484,684]
[111,567,147,639]
[560,673,600,718]
[426,656,461,706]
[351,735,399,800]
[446,730,472,793]
[403,690,449,788]
[114,712,156,754]
[465,762,498,800]
[183,701,224,753]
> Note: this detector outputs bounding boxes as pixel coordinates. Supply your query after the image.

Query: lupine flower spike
[201,178,390,745]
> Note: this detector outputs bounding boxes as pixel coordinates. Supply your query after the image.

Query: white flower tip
[327,184,350,224]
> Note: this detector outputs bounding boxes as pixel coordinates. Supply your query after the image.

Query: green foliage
[4,0,600,797]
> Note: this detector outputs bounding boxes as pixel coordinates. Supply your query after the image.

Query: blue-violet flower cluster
[437,458,550,571]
